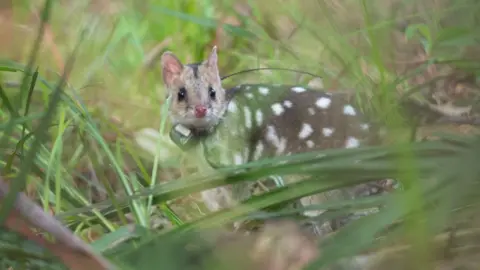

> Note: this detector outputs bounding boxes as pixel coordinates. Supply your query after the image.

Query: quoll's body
[192,83,385,216]
[216,83,379,162]
[161,47,388,230]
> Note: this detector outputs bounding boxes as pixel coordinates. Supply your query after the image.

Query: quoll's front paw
[200,186,238,212]
[134,127,181,161]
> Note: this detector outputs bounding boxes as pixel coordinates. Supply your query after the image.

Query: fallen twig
[0,176,115,269]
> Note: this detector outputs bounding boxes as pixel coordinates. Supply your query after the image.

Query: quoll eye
[178,87,187,101]
[208,86,216,100]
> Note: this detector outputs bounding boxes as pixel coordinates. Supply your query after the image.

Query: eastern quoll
[159,46,396,234]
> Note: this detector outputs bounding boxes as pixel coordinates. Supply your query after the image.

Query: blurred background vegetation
[1,0,480,269]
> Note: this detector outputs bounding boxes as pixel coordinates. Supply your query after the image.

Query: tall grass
[0,0,480,269]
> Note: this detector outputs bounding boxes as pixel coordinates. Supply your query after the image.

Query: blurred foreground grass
[1,0,480,269]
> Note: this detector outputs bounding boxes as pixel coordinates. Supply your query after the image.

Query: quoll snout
[195,105,208,118]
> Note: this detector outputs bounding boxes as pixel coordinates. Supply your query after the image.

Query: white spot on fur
[322,127,334,137]
[271,103,285,116]
[201,189,221,211]
[258,87,270,96]
[306,140,315,148]
[298,123,314,139]
[308,107,315,115]
[253,142,264,160]
[307,77,324,89]
[234,153,244,165]
[244,148,250,160]
[244,107,252,129]
[352,255,373,269]
[360,123,369,130]
[266,125,287,154]
[315,97,331,109]
[256,110,263,126]
[343,104,357,116]
[245,92,254,99]
[302,209,326,217]
[228,101,237,113]
[283,100,293,108]
[345,137,360,148]
[291,86,306,93]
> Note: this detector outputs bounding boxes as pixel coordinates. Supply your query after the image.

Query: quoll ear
[206,46,219,72]
[161,51,184,86]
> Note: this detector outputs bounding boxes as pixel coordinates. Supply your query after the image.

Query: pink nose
[195,105,207,118]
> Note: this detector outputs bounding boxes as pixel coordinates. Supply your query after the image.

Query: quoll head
[161,47,227,131]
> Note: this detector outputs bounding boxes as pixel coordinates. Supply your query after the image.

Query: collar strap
[169,118,223,151]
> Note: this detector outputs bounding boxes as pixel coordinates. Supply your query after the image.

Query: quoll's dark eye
[178,87,187,101]
[208,86,216,100]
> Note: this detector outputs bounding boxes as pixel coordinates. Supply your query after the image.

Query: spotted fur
[161,48,390,234]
